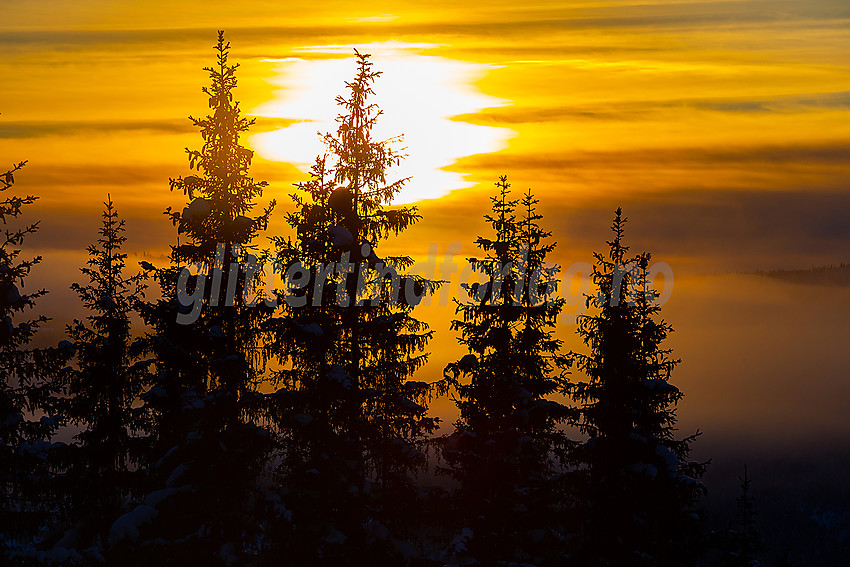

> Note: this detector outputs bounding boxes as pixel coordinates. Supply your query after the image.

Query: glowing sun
[249,42,515,204]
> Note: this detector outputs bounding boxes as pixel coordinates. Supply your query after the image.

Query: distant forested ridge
[755,263,850,286]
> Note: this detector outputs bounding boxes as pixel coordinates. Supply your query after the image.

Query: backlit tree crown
[167,30,273,266]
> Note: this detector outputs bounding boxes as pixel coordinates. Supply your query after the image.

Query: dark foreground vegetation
[2,32,786,566]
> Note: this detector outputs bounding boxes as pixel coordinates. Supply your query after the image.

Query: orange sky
[2,1,849,266]
[2,0,850,448]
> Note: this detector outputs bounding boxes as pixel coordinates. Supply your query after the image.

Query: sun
[249,42,515,204]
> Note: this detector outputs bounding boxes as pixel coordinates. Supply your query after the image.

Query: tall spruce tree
[567,208,706,566]
[59,197,150,549]
[262,51,439,566]
[0,159,68,562]
[118,31,275,566]
[439,177,572,565]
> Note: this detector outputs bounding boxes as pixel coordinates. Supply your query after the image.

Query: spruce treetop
[0,160,48,350]
[167,30,273,267]
[72,196,146,322]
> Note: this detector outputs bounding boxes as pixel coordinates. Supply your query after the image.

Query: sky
[2,0,850,452]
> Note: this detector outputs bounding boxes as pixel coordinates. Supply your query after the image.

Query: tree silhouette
[567,208,706,566]
[439,176,572,565]
[720,466,763,567]
[59,197,150,549]
[120,31,275,566]
[0,159,69,563]
[262,51,439,566]
[0,32,750,566]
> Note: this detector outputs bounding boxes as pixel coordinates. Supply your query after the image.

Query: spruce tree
[0,159,68,562]
[567,208,706,566]
[117,31,275,566]
[262,51,439,566]
[439,177,572,565]
[721,466,763,567]
[59,197,150,549]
